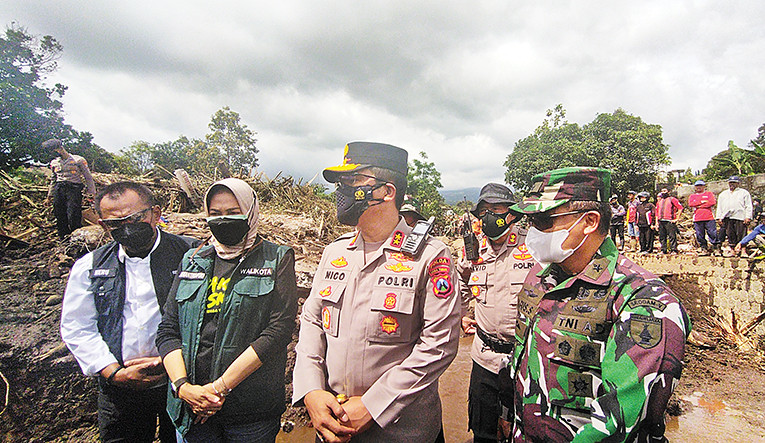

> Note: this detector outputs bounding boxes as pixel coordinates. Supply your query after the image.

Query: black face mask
[335,183,386,226]
[207,216,250,246]
[111,222,156,255]
[480,210,512,240]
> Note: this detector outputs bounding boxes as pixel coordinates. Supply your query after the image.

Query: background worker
[45,138,97,240]
[293,142,460,443]
[400,195,426,227]
[656,188,683,254]
[608,195,626,250]
[456,183,533,442]
[688,179,718,255]
[716,176,753,256]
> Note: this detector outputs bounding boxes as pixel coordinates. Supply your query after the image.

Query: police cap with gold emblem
[511,166,611,215]
[323,141,408,183]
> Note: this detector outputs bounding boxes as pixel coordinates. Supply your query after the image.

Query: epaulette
[331,231,357,244]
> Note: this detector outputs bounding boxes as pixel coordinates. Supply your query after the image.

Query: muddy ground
[1,210,764,441]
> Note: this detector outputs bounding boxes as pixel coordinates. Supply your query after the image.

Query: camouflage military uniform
[507,167,691,442]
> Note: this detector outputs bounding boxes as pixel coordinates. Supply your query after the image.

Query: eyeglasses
[100,207,153,229]
[528,210,588,231]
[336,173,387,188]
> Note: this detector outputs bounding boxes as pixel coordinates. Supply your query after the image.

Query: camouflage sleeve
[571,282,691,442]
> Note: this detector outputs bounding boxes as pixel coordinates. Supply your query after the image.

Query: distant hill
[440,187,481,205]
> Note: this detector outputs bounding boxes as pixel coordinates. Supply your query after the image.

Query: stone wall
[631,253,765,340]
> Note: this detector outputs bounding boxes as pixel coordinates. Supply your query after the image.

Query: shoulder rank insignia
[507,232,518,246]
[390,230,405,248]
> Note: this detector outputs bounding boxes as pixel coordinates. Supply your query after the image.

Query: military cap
[471,183,516,217]
[400,195,425,221]
[510,166,611,214]
[610,194,618,201]
[323,141,408,183]
[727,176,740,183]
[694,180,706,186]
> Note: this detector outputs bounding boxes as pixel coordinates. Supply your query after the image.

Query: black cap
[471,183,516,217]
[323,141,408,183]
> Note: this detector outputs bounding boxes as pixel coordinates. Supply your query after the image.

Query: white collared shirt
[60,230,162,376]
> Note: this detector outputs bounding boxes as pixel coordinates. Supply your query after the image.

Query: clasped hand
[305,390,373,443]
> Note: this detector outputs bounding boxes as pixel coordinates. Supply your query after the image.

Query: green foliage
[206,106,258,175]
[504,105,671,198]
[704,139,765,181]
[407,151,446,216]
[0,23,67,170]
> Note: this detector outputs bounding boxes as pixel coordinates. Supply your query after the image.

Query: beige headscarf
[203,178,260,260]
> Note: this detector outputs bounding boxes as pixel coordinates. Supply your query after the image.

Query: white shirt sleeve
[60,252,119,376]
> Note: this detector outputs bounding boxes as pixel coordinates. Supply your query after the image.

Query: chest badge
[389,252,413,262]
[383,293,397,309]
[512,244,533,260]
[319,286,332,297]
[331,256,348,268]
[322,306,331,330]
[385,262,412,273]
[471,286,481,298]
[380,315,399,334]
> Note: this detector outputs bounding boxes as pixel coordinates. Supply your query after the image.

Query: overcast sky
[3,1,764,189]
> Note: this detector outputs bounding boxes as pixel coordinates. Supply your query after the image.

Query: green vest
[167,240,289,435]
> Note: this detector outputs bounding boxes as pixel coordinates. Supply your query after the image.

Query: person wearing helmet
[635,191,656,254]
[456,183,534,442]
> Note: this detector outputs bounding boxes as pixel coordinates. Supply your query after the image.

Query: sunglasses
[100,207,153,229]
[528,210,588,231]
[336,173,388,188]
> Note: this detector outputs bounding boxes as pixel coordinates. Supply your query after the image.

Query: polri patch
[385,262,412,273]
[428,257,453,298]
[630,314,662,349]
[383,293,397,310]
[240,267,273,277]
[178,271,206,280]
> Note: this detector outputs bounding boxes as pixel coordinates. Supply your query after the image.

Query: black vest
[87,230,198,364]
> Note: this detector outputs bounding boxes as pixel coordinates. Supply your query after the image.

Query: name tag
[179,271,206,280]
[323,269,348,282]
[240,267,274,277]
[90,268,116,278]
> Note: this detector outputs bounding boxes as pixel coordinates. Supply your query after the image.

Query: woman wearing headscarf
[156,178,297,442]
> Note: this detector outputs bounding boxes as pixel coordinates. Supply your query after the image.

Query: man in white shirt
[60,182,197,442]
[715,176,753,255]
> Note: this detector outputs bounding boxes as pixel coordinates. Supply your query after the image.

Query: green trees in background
[504,105,670,197]
[703,125,765,181]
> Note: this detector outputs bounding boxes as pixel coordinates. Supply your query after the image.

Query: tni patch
[629,314,662,349]
[568,372,593,397]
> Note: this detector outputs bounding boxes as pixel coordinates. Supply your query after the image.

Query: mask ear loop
[564,211,596,253]
[365,181,392,208]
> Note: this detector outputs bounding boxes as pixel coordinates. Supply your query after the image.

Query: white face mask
[526,213,589,267]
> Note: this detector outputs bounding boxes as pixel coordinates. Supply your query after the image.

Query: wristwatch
[171,377,188,398]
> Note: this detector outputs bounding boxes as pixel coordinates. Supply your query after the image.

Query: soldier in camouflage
[503,167,690,442]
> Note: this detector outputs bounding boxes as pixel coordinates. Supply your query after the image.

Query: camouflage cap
[510,166,611,214]
[400,195,425,221]
[323,141,408,183]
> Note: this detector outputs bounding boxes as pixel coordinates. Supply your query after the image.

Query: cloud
[2,0,764,189]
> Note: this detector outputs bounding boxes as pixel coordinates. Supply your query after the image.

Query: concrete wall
[631,254,765,341]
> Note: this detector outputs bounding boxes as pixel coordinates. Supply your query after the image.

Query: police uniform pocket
[468,271,488,303]
[366,289,416,344]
